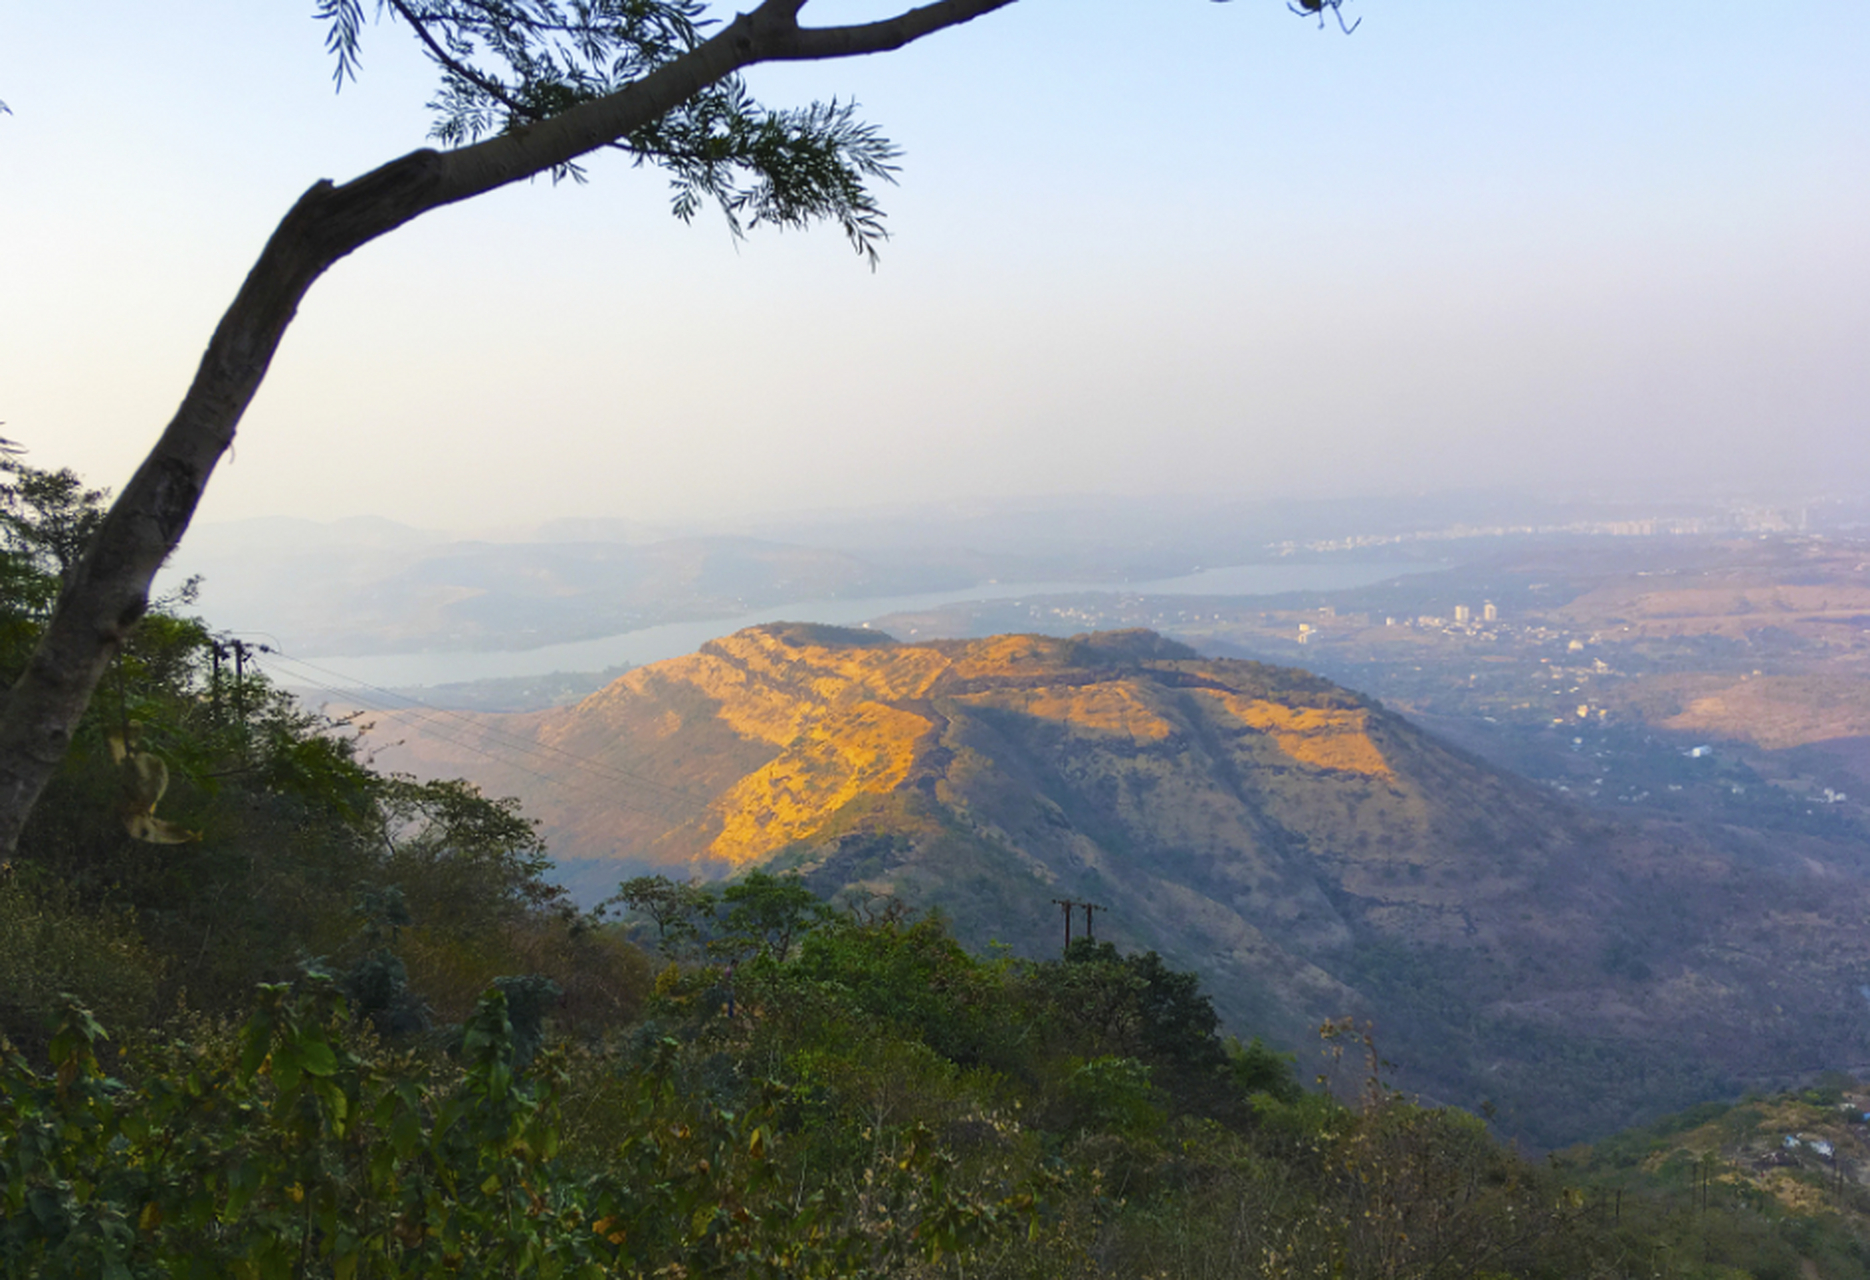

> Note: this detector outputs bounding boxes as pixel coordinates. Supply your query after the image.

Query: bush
[0,875,158,1055]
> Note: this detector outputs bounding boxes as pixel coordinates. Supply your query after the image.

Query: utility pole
[1050,899,1110,954]
[209,640,227,722]
[1051,898,1081,954]
[223,639,273,726]
[232,639,250,724]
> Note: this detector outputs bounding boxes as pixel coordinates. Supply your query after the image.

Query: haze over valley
[166,488,1844,682]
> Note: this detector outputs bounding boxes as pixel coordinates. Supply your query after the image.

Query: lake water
[308,560,1426,689]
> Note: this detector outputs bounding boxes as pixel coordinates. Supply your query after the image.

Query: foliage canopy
[4,453,1863,1275]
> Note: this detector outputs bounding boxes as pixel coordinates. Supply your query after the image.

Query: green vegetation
[10,457,1870,1277]
[27,870,1870,1278]
[0,450,649,1054]
[0,895,1568,1278]
[1555,1085,1870,1279]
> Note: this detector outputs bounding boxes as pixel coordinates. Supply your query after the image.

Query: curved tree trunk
[0,0,1015,853]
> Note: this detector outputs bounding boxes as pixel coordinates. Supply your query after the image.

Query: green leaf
[294,1034,339,1078]
[390,1109,423,1160]
[225,1158,261,1218]
[271,1053,302,1093]
[314,1078,349,1131]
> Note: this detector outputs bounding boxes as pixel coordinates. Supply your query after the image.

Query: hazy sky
[3,1,1866,532]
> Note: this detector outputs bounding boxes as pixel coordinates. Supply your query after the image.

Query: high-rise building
[1482,601,1498,622]
[1453,605,1471,624]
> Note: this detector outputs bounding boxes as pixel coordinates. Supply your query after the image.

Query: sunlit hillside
[367,624,1870,1149]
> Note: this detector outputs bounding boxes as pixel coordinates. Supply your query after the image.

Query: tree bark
[0,0,1016,854]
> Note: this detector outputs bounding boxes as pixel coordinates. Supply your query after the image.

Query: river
[305,560,1428,688]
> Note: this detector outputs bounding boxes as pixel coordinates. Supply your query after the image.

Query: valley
[871,535,1870,845]
[360,597,1870,1151]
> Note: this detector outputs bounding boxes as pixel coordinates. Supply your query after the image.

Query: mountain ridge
[362,624,1870,1147]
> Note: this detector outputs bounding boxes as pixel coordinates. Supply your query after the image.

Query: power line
[267,659,653,815]
[257,645,701,804]
[251,648,700,824]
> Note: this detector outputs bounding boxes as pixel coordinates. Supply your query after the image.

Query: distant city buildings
[1265,503,1810,557]
[1416,602,1499,630]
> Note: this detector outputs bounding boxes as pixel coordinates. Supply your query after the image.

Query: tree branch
[332,0,1019,218]
[763,0,1020,62]
[0,0,1029,854]
[384,0,541,127]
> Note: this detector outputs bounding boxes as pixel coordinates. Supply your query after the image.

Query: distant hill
[1560,1073,1870,1273]
[164,524,988,657]
[364,624,1870,1148]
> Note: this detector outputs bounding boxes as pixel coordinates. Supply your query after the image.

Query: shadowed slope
[365,624,1870,1147]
